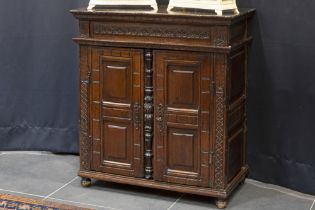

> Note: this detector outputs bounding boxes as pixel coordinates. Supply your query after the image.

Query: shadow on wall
[239,0,315,195]
[246,10,275,188]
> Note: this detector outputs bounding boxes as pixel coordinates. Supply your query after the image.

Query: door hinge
[211,81,216,96]
[209,151,214,165]
[87,70,92,84]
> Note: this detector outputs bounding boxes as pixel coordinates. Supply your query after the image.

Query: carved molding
[214,88,225,189]
[80,70,92,171]
[214,55,226,190]
[93,23,210,40]
[156,104,166,133]
[133,103,141,130]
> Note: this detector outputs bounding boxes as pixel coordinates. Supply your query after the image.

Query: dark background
[0,0,314,195]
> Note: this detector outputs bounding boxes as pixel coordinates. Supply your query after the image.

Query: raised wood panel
[102,56,132,104]
[227,129,244,182]
[167,61,200,109]
[154,50,211,187]
[167,129,198,172]
[90,47,144,178]
[227,104,245,136]
[228,49,245,104]
[103,122,131,165]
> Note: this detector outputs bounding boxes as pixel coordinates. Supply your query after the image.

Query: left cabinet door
[90,47,144,178]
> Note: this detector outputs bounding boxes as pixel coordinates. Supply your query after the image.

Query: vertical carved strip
[214,55,226,189]
[156,104,165,133]
[80,52,92,171]
[133,102,141,130]
[144,49,153,179]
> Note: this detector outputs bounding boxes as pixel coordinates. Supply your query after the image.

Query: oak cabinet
[72,7,255,209]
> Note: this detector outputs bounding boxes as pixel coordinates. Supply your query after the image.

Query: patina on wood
[72,7,255,209]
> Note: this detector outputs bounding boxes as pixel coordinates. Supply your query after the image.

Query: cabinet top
[71,7,255,25]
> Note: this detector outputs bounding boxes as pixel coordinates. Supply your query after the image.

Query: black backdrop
[0,0,314,195]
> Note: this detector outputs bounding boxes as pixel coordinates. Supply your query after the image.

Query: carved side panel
[80,46,92,171]
[214,54,227,190]
[144,50,154,179]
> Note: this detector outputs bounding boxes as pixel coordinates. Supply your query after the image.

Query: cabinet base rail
[79,165,248,199]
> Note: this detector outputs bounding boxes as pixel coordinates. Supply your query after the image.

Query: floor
[0,152,314,210]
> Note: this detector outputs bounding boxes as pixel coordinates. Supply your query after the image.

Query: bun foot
[240,179,246,185]
[216,199,227,209]
[81,178,92,187]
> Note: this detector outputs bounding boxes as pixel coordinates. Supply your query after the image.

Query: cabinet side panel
[227,130,244,182]
[226,47,247,183]
[228,50,245,104]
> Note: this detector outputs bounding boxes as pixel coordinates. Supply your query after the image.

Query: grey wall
[0,0,88,153]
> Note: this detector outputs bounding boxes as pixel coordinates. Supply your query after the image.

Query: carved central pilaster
[144,49,154,179]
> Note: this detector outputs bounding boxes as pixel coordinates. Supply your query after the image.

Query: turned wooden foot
[216,199,228,209]
[81,178,92,187]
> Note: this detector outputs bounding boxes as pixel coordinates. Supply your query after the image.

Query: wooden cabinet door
[154,51,212,187]
[91,47,144,178]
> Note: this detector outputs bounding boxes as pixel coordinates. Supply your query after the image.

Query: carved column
[80,47,92,171]
[144,49,154,179]
[214,54,227,190]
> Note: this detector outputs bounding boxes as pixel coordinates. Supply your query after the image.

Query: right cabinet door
[154,51,212,187]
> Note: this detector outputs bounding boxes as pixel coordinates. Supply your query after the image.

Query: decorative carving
[214,55,226,190]
[212,27,227,47]
[144,49,154,179]
[214,87,225,189]
[214,38,226,47]
[133,103,141,130]
[156,104,166,133]
[80,70,92,171]
[93,23,210,40]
